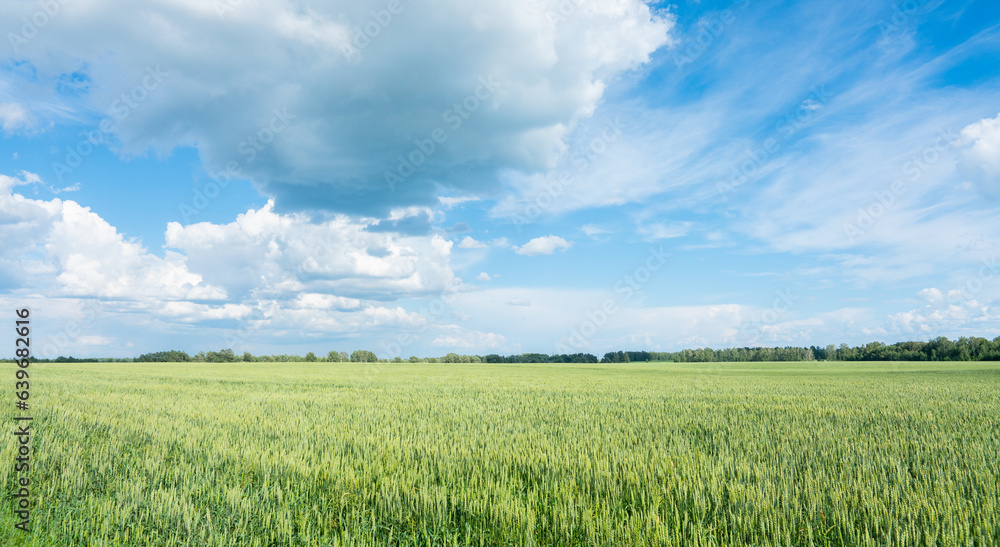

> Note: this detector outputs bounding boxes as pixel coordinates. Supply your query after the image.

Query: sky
[1,0,999,359]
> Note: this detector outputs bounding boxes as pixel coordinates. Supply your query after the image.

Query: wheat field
[2,361,998,545]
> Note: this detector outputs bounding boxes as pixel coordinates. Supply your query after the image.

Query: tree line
[9,336,999,363]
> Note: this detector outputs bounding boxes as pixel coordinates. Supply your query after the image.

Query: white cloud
[637,221,692,241]
[884,283,1000,338]
[432,327,507,350]
[164,200,455,300]
[0,103,31,133]
[49,183,81,194]
[917,288,944,304]
[0,171,226,302]
[159,302,253,322]
[507,297,531,306]
[438,196,481,209]
[581,224,615,239]
[959,112,1000,188]
[514,235,572,256]
[457,236,489,249]
[0,172,469,352]
[476,272,491,281]
[291,293,362,311]
[2,0,674,213]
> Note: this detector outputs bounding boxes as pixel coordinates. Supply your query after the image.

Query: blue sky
[2,0,999,359]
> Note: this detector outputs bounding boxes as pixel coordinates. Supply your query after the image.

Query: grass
[2,361,999,545]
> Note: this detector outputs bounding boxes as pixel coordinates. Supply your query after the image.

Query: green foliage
[204,348,239,363]
[135,350,191,363]
[2,361,998,545]
[66,336,1000,366]
[350,349,377,362]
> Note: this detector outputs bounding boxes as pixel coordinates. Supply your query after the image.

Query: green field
[2,361,999,546]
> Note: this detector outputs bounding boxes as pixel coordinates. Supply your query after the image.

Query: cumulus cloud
[476,272,491,281]
[164,201,456,300]
[514,235,572,255]
[0,171,225,301]
[292,293,363,311]
[884,279,1000,338]
[0,171,466,349]
[959,113,1000,195]
[0,103,31,133]
[3,0,674,214]
[917,287,945,304]
[457,236,489,249]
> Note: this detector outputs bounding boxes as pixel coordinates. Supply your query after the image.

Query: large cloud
[4,0,673,214]
[0,171,461,355]
[164,201,456,300]
[0,171,224,300]
[959,112,1000,198]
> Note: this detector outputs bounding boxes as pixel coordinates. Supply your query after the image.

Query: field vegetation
[2,361,998,545]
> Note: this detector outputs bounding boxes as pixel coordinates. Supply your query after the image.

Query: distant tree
[408,355,420,363]
[350,350,377,363]
[305,352,318,362]
[137,350,191,362]
[442,353,461,363]
[393,356,402,363]
[206,348,238,363]
[339,351,349,362]
[243,352,255,362]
